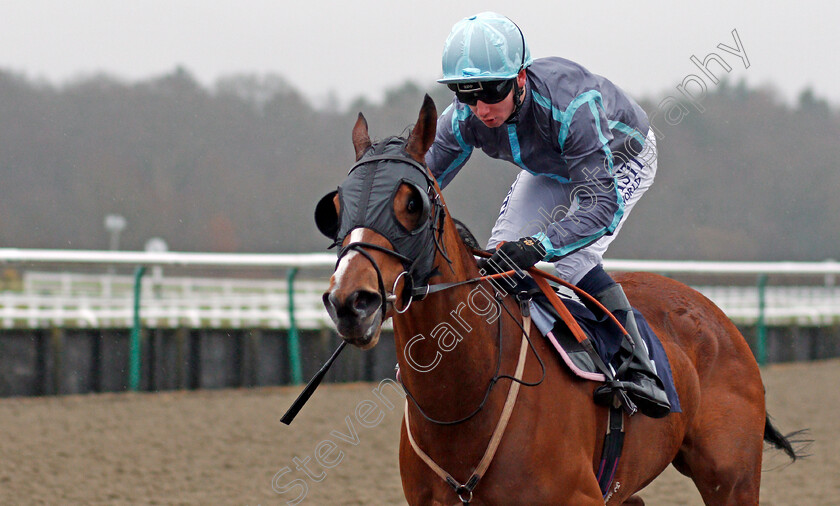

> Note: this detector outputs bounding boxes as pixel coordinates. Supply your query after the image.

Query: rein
[402,247,631,339]
[337,239,632,425]
[468,247,631,337]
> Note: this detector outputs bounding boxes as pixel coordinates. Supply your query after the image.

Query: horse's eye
[407,197,420,213]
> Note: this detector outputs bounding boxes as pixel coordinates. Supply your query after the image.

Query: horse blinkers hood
[314,136,444,288]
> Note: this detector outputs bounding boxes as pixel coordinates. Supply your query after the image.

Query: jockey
[426,12,670,418]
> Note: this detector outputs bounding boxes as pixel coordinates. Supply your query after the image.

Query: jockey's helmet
[439,12,532,84]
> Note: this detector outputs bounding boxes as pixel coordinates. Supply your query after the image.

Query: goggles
[448,79,514,106]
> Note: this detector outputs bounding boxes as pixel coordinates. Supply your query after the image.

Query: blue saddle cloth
[530,296,682,413]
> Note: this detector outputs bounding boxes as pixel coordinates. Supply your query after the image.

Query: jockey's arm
[534,98,623,261]
[534,150,622,261]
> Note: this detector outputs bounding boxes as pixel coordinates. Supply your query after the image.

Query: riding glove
[480,237,547,277]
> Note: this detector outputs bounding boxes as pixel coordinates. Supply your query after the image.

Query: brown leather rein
[467,247,630,342]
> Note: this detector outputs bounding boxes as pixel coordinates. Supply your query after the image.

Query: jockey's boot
[594,284,671,418]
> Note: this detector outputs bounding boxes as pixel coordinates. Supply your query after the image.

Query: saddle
[528,289,681,413]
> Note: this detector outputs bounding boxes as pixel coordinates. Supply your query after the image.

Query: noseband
[335,240,424,323]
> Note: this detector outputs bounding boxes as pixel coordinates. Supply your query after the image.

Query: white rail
[1,250,839,329]
[2,281,839,328]
[3,248,839,274]
[603,259,840,275]
[0,248,337,268]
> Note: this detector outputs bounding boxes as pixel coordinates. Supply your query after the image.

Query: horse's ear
[405,94,437,164]
[352,113,372,161]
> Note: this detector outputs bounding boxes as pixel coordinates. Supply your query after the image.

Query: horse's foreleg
[621,495,645,505]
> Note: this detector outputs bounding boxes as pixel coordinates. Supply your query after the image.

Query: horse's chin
[353,330,381,351]
[336,313,383,350]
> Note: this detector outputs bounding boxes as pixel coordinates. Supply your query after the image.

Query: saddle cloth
[529,293,682,413]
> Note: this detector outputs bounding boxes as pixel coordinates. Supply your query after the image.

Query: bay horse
[317,95,799,505]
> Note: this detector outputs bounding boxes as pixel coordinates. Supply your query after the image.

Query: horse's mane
[452,218,482,250]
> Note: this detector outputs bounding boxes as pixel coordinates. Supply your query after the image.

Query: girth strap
[597,404,626,499]
[404,315,531,505]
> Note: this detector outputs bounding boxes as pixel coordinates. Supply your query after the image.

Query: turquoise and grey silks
[426,56,654,282]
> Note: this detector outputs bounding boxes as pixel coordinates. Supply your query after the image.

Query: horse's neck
[393,220,517,420]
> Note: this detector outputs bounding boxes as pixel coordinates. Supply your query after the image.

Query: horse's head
[315,95,441,349]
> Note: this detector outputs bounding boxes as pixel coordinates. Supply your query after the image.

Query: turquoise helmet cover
[439,12,532,84]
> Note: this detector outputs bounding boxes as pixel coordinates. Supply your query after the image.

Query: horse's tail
[764,413,811,461]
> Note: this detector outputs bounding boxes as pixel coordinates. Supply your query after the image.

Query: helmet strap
[505,79,526,124]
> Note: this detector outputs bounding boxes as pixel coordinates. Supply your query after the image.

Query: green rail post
[756,274,768,366]
[287,267,303,385]
[129,266,147,391]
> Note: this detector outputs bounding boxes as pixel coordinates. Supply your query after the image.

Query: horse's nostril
[323,292,337,312]
[350,290,382,318]
[324,290,381,321]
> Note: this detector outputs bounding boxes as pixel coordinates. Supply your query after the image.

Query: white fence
[4,271,331,329]
[1,249,839,329]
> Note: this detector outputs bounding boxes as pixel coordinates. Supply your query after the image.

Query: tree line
[0,67,837,261]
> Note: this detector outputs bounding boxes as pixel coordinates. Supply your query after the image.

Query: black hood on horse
[315,135,445,288]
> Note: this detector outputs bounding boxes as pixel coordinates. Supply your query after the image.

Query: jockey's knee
[575,264,615,296]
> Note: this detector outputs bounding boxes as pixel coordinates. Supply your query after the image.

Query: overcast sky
[1,0,837,109]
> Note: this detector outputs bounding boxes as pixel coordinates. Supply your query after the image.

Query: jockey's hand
[479,237,547,279]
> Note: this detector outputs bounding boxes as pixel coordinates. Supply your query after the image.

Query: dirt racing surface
[1,359,836,505]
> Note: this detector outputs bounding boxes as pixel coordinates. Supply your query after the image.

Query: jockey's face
[468,70,527,128]
[470,94,515,128]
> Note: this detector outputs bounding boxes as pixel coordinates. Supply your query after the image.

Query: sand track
[1,359,835,505]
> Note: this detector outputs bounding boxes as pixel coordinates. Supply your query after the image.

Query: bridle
[320,144,628,425]
[316,135,453,318]
[331,162,450,321]
[316,140,546,420]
